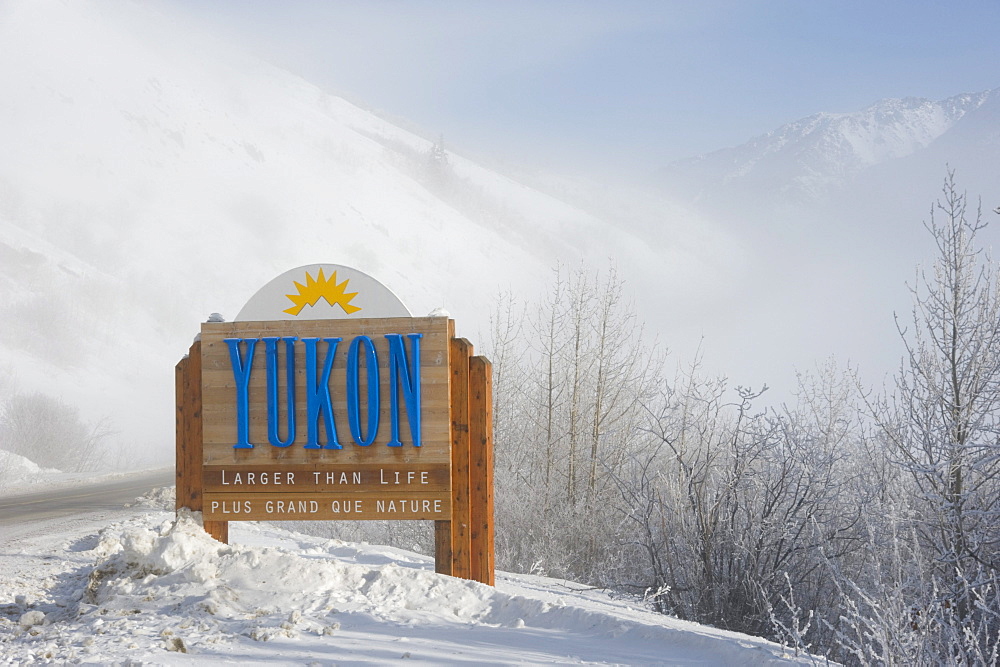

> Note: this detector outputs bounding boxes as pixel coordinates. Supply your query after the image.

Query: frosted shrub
[0,391,111,472]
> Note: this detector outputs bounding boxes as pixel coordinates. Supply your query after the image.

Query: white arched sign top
[234,264,411,321]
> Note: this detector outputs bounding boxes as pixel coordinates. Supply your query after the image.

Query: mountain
[0,0,726,464]
[655,87,1000,395]
[662,89,999,211]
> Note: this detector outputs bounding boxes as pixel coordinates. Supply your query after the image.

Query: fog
[160,0,1000,389]
[1,0,998,470]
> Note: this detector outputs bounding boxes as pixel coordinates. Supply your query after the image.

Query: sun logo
[283,268,361,316]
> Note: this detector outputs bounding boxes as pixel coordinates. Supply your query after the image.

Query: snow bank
[83,511,500,638]
[124,484,176,510]
[0,450,60,491]
[0,511,819,664]
[0,454,149,497]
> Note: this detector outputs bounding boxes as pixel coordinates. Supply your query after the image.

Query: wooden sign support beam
[447,337,473,580]
[175,340,228,544]
[469,355,495,586]
[432,338,494,585]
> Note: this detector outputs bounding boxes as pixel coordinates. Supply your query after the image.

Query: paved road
[0,468,175,526]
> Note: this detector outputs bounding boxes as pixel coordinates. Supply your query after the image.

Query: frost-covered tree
[0,391,111,472]
[489,264,661,582]
[620,358,868,642]
[853,171,1000,662]
[888,172,1000,581]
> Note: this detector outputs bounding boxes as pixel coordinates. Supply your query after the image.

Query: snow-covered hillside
[0,0,722,464]
[0,488,817,665]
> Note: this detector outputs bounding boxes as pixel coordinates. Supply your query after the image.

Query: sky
[166,0,1000,178]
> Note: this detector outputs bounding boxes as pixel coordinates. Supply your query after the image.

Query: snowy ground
[0,478,824,665]
[0,450,140,497]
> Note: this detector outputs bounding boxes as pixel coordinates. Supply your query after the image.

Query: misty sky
[168,0,1000,177]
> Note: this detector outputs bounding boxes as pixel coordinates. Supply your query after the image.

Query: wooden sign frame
[176,318,494,585]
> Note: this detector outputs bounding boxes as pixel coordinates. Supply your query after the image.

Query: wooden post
[434,520,453,576]
[175,339,228,544]
[175,342,201,512]
[448,337,473,579]
[469,355,495,585]
[434,322,456,576]
[175,355,187,505]
[434,332,495,585]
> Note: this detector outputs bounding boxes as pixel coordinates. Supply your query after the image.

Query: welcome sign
[176,264,495,584]
[200,317,451,521]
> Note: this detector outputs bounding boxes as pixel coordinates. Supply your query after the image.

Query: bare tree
[0,391,113,472]
[619,356,871,646]
[886,172,1000,581]
[489,263,661,581]
[856,170,1000,661]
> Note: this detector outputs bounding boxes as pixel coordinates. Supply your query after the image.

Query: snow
[0,0,729,466]
[0,451,135,497]
[0,487,820,665]
[0,451,58,491]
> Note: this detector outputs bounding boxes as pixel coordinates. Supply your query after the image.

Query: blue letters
[385,333,423,448]
[225,338,258,449]
[262,336,297,447]
[223,333,423,449]
[302,337,342,450]
[346,336,380,446]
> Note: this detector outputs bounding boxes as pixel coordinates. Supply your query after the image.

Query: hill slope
[0,0,721,463]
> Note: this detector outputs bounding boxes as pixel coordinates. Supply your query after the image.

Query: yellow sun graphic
[283,268,362,316]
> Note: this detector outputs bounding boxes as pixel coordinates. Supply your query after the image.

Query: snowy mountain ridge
[665,88,998,203]
[751,91,988,167]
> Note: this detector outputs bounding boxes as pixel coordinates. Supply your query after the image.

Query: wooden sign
[199,317,450,522]
[175,265,494,584]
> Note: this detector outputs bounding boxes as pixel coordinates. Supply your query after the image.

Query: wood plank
[199,318,451,467]
[449,337,473,580]
[435,520,452,576]
[203,463,450,494]
[469,355,495,586]
[203,520,229,543]
[176,340,230,545]
[202,492,451,521]
[175,354,189,511]
[433,320,456,577]
[175,342,203,512]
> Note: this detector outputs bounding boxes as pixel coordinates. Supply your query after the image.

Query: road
[0,468,175,527]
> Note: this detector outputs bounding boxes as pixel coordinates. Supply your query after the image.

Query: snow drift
[0,507,819,664]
